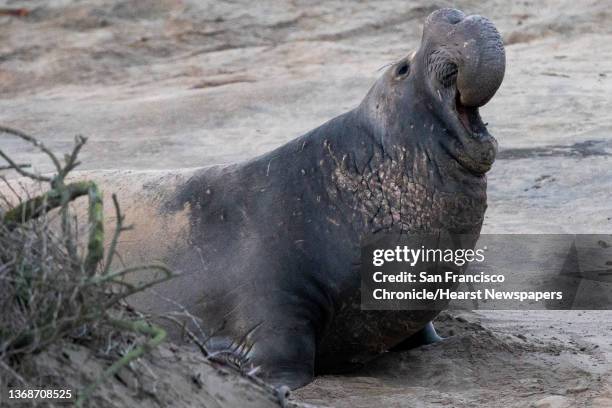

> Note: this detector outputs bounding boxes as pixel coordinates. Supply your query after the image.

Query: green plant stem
[2,181,92,226]
[76,319,166,407]
[1,181,104,274]
[84,183,104,275]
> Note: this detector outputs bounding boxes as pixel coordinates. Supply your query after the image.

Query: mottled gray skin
[134,8,505,389]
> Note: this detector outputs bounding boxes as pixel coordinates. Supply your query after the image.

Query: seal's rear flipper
[391,321,443,351]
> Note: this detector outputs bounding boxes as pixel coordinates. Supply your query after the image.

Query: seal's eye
[395,61,410,78]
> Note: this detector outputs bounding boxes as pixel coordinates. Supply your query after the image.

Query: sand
[1,1,611,407]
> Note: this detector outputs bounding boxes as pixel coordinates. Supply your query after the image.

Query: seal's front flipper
[253,328,316,390]
[275,385,291,408]
[392,321,443,351]
[263,363,314,390]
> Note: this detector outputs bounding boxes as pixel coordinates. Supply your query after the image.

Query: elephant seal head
[359,8,505,175]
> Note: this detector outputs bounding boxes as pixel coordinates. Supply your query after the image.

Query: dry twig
[0,126,175,406]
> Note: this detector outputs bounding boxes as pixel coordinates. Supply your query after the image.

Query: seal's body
[93,115,484,388]
[26,8,506,389]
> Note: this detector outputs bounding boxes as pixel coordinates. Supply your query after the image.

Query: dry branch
[0,126,176,405]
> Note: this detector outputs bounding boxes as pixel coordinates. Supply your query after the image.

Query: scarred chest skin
[312,119,488,371]
[327,143,487,235]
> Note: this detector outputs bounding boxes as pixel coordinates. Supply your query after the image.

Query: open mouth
[455,93,488,137]
[441,88,498,174]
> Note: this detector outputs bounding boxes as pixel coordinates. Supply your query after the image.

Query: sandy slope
[1,1,611,407]
[28,341,310,408]
[295,311,612,407]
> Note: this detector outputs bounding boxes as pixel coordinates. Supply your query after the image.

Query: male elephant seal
[15,8,506,389]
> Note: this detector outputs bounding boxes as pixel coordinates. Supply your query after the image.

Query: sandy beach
[1,1,611,407]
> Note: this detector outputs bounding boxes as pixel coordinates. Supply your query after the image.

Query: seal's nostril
[447,14,463,25]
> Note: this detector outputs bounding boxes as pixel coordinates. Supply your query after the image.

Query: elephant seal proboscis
[44,8,506,389]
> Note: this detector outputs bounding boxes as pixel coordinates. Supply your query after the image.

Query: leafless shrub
[0,126,174,406]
